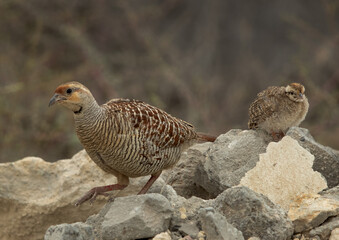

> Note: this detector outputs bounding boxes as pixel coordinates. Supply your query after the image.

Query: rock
[0,150,167,240]
[87,193,173,240]
[287,127,339,188]
[195,129,269,198]
[178,221,200,239]
[308,216,339,240]
[44,222,94,240]
[240,136,328,210]
[162,142,213,199]
[330,228,339,240]
[320,186,339,201]
[199,207,244,240]
[288,194,339,233]
[213,186,294,240]
[152,231,172,240]
[148,182,213,240]
[0,150,115,240]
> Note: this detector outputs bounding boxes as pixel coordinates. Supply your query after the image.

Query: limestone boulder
[287,127,339,188]
[240,136,328,210]
[0,150,167,240]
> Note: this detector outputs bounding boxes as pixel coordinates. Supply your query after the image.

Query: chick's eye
[66,88,72,94]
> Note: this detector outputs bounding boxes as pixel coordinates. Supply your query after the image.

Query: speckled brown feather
[105,99,197,149]
[248,83,309,138]
[248,86,285,129]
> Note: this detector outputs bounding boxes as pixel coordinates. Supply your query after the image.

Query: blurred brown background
[0,0,338,163]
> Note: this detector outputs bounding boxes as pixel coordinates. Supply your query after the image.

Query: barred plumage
[248,83,309,141]
[49,82,216,205]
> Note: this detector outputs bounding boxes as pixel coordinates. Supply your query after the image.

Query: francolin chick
[49,82,216,206]
[248,83,309,141]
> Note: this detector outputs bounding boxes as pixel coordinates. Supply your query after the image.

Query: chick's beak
[49,94,67,107]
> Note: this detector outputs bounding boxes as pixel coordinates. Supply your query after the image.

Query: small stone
[199,207,244,240]
[44,222,94,240]
[330,228,339,240]
[180,207,187,219]
[153,231,172,240]
[197,231,206,238]
[178,221,200,239]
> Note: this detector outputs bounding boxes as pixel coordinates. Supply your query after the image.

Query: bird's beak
[299,93,303,98]
[49,94,67,107]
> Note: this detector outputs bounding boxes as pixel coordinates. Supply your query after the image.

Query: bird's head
[49,82,94,114]
[285,83,306,102]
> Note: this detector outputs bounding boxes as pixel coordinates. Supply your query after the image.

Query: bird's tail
[197,132,217,142]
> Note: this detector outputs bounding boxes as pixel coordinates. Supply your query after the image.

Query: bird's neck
[73,98,104,125]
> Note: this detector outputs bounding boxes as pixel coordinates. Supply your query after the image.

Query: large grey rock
[195,129,269,197]
[162,142,213,199]
[44,222,94,240]
[287,127,339,188]
[87,193,173,240]
[213,186,293,240]
[199,207,244,240]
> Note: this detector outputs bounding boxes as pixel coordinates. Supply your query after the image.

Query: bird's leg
[75,183,127,206]
[138,171,162,195]
[271,131,285,142]
[271,131,280,142]
[279,131,286,138]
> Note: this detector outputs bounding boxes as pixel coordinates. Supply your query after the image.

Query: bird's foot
[271,131,285,142]
[107,195,115,203]
[75,184,127,206]
[75,187,109,206]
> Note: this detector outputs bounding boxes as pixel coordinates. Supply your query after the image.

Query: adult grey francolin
[248,83,309,141]
[49,82,216,206]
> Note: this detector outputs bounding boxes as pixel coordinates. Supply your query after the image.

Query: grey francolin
[248,83,309,141]
[49,82,216,206]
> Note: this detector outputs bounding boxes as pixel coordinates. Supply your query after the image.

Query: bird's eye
[66,88,72,94]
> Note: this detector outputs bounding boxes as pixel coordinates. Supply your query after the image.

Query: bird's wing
[248,86,283,129]
[105,99,197,149]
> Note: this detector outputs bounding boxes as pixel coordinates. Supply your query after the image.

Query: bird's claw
[75,187,109,206]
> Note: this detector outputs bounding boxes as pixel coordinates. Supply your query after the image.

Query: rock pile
[0,127,338,240]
